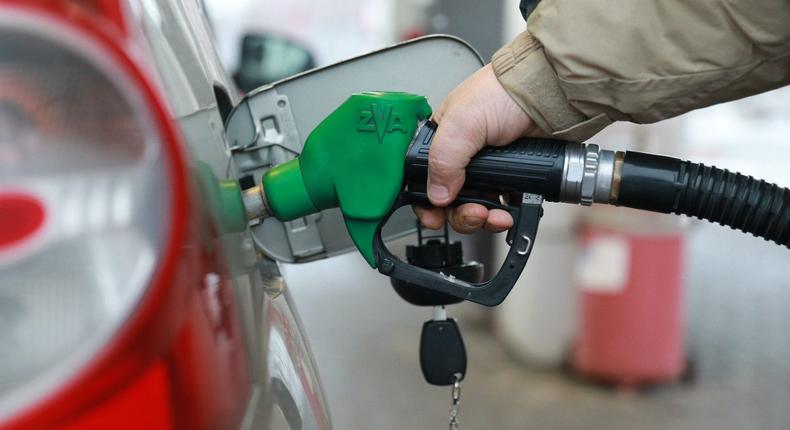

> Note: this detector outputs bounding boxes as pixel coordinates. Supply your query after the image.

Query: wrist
[492,32,611,141]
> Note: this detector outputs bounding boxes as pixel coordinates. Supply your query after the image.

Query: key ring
[449,373,462,430]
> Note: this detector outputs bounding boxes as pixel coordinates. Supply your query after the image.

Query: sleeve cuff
[491,31,612,142]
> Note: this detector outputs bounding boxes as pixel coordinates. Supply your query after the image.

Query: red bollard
[572,209,686,389]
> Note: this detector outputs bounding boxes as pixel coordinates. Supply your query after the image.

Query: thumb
[427,115,486,206]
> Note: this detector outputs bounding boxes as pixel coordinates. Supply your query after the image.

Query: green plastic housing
[262,91,432,266]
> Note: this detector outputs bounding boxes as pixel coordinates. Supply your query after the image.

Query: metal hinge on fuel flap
[227,90,326,261]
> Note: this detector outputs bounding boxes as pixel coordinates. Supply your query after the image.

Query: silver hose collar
[561,143,617,205]
[243,184,272,220]
[580,144,600,206]
[594,150,616,204]
[559,142,585,203]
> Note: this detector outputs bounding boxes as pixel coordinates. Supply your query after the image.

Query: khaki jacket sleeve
[491,0,790,141]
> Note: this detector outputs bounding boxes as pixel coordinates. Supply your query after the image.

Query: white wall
[503,0,525,42]
[204,0,396,71]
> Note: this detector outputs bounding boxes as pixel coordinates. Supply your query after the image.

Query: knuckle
[428,155,461,180]
[428,152,457,177]
[451,221,472,234]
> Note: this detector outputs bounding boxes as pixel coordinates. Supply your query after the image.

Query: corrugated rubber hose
[616,151,790,248]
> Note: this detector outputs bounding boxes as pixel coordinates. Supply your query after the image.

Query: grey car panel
[131,1,332,428]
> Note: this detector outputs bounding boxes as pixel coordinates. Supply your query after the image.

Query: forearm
[493,0,790,142]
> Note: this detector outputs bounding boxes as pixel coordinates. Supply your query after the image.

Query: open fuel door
[225,35,483,262]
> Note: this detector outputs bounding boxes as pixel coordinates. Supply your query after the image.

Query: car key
[420,305,467,386]
[419,305,467,429]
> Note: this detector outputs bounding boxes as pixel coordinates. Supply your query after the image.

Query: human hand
[413,64,545,233]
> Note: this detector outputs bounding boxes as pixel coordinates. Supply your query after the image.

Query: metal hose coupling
[242,184,273,221]
[559,143,620,206]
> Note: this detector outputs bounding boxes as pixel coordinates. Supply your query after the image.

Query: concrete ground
[284,221,790,430]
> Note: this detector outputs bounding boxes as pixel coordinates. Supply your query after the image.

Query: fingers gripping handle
[373,193,543,306]
[404,121,569,200]
[383,120,561,305]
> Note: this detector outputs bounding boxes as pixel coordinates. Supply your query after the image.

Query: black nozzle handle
[404,121,570,201]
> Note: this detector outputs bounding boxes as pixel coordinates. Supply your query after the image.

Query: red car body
[0,1,330,429]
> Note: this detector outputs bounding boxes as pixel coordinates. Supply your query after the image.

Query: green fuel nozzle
[260,92,432,266]
[241,91,576,305]
[240,90,790,306]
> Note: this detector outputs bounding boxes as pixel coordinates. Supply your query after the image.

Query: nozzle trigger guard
[373,192,543,306]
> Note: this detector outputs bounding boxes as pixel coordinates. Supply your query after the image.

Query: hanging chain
[449,373,462,430]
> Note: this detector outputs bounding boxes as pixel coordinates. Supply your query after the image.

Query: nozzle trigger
[373,192,543,306]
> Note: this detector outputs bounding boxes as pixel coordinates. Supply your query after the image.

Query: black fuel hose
[616,151,790,248]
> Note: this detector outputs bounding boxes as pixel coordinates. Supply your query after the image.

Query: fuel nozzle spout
[240,184,272,221]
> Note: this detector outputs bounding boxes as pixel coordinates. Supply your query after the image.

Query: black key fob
[419,319,467,386]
